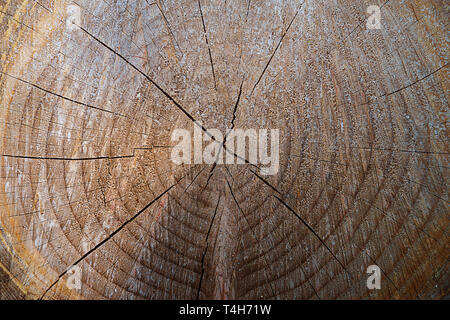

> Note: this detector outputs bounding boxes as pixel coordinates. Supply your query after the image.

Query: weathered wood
[0,0,448,299]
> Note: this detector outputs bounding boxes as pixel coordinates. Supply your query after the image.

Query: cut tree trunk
[0,0,448,299]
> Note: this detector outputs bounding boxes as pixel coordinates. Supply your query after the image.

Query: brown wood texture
[0,0,448,300]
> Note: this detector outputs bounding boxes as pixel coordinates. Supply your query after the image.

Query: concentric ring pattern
[0,0,448,299]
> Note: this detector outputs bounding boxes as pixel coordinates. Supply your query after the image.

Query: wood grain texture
[0,0,448,299]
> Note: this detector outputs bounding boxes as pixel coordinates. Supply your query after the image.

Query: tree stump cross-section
[0,0,448,300]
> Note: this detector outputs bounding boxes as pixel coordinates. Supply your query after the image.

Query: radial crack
[273,194,349,274]
[76,24,201,126]
[350,146,449,155]
[198,0,217,90]
[39,178,184,299]
[229,80,244,131]
[155,0,183,56]
[381,63,448,98]
[1,154,134,161]
[249,1,304,96]
[0,71,130,119]
[196,195,221,299]
[250,169,281,194]
[226,179,276,298]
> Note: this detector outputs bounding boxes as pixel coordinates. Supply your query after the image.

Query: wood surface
[0,0,448,299]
